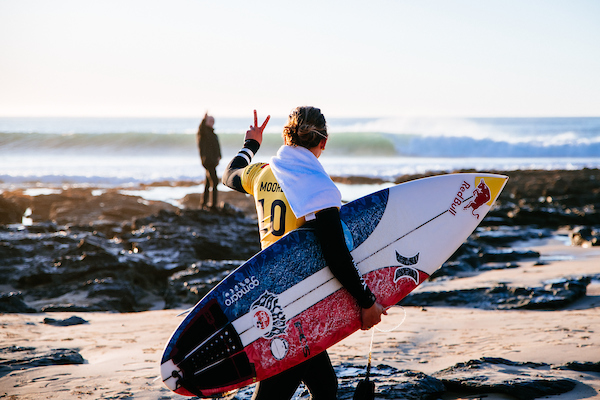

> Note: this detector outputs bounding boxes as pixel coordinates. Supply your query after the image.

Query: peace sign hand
[245,110,270,145]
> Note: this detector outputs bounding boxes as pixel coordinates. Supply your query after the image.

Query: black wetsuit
[223,140,376,400]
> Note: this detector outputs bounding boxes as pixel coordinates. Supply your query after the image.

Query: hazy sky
[1,0,599,118]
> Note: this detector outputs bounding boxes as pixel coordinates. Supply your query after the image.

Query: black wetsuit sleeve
[314,207,376,309]
[222,139,260,193]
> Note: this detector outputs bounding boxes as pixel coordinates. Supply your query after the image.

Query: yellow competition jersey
[241,163,305,249]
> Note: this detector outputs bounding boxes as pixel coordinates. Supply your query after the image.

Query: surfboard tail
[161,300,257,397]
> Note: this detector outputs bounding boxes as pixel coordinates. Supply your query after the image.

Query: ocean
[2,116,599,203]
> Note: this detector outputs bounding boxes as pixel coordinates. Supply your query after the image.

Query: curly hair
[282,106,328,149]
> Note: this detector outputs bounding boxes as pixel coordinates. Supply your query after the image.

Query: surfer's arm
[222,139,260,193]
[314,207,377,309]
[223,110,269,193]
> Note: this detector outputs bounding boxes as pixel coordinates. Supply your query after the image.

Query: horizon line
[1,114,600,119]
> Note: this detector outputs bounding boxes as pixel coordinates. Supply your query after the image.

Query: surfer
[197,112,221,209]
[223,106,386,400]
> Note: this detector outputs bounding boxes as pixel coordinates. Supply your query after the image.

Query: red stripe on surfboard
[247,288,360,380]
[364,267,429,307]
[193,266,430,395]
[246,266,429,382]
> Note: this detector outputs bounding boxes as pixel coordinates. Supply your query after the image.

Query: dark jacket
[197,122,221,168]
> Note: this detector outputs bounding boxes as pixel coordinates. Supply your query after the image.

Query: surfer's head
[283,106,328,150]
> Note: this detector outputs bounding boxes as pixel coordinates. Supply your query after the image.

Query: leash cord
[365,305,407,378]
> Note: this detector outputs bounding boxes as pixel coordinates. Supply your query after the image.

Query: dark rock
[434,358,577,400]
[227,364,447,399]
[43,316,89,326]
[74,235,108,253]
[0,204,260,312]
[478,249,540,263]
[0,292,37,313]
[429,261,476,280]
[0,242,24,285]
[83,278,138,312]
[0,241,22,263]
[514,277,590,310]
[23,221,59,234]
[0,347,85,378]
[479,262,520,271]
[1,345,37,352]
[570,226,600,247]
[336,364,445,400]
[192,240,245,261]
[40,304,104,312]
[0,196,26,224]
[555,361,600,372]
[496,169,600,203]
[432,228,546,281]
[164,260,240,308]
[16,271,55,288]
[3,169,598,313]
[402,277,590,310]
[402,287,489,308]
[179,190,258,216]
[129,208,259,263]
[508,206,593,227]
[430,260,520,280]
[474,226,553,246]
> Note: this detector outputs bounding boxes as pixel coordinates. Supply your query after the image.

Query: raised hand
[244,110,270,145]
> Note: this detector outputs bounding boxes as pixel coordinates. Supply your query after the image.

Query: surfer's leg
[302,351,337,400]
[251,364,303,400]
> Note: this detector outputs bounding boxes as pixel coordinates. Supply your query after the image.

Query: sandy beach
[1,170,600,399]
[1,237,599,399]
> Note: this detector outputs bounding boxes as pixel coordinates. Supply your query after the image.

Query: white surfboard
[161,173,508,397]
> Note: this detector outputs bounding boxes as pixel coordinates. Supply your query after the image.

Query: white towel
[270,145,341,218]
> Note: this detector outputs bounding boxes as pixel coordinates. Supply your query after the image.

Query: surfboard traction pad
[161,174,506,397]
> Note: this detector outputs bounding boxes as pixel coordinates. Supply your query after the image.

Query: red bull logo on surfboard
[463,178,492,219]
[448,177,496,219]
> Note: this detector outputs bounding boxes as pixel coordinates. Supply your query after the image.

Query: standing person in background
[223,107,386,400]
[197,112,221,209]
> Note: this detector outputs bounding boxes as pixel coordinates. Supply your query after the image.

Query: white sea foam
[1,117,598,191]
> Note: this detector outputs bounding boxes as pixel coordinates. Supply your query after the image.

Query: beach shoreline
[2,168,599,222]
[1,168,599,399]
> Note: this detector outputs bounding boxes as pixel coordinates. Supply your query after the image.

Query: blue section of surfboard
[160,173,508,397]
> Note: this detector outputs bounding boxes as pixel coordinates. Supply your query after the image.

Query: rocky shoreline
[1,169,599,314]
[1,168,599,399]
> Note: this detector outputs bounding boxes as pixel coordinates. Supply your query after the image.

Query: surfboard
[160,173,508,397]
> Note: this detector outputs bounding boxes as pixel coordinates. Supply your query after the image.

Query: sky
[1,0,599,118]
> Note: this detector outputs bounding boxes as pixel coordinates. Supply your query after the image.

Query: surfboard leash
[354,306,407,400]
[366,326,375,377]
